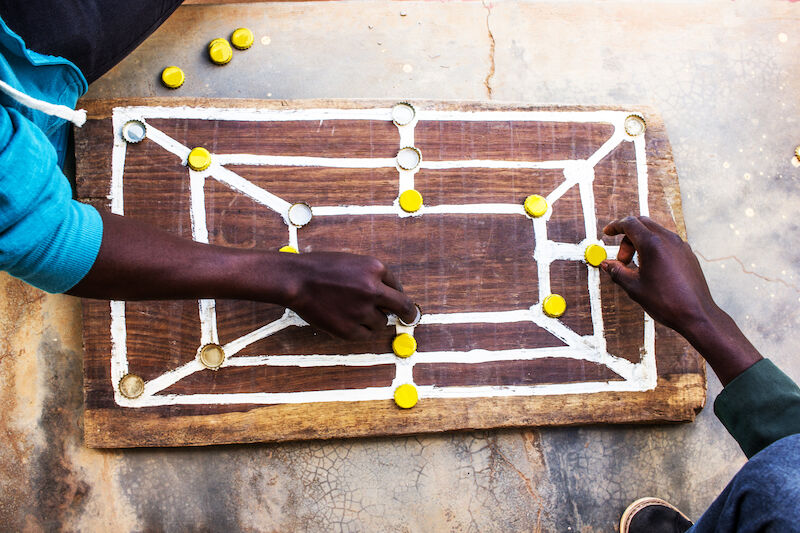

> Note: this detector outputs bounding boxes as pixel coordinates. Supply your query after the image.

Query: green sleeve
[714,359,800,458]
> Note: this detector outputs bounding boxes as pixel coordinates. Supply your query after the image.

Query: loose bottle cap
[288,202,313,227]
[187,147,212,171]
[231,28,254,50]
[396,146,422,170]
[394,384,419,408]
[279,245,299,253]
[392,333,417,358]
[523,194,548,218]
[121,120,147,143]
[399,189,423,213]
[624,114,646,137]
[398,304,422,327]
[119,373,145,399]
[208,38,233,65]
[795,145,800,162]
[199,343,226,370]
[542,294,567,318]
[392,102,416,126]
[584,244,608,267]
[161,66,185,89]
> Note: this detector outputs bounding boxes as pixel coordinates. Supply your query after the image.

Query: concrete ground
[1,1,799,531]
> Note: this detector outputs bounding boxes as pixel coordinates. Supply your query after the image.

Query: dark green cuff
[714,359,800,458]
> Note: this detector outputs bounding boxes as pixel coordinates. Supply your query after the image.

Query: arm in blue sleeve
[0,106,103,293]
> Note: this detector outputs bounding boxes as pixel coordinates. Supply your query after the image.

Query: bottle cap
[199,343,225,370]
[187,147,212,171]
[394,384,419,409]
[399,189,423,213]
[795,145,800,162]
[396,146,422,170]
[584,244,608,267]
[231,28,254,50]
[624,114,646,137]
[208,38,233,65]
[523,194,548,218]
[118,373,145,399]
[398,304,422,327]
[161,66,185,89]
[392,333,417,358]
[391,102,416,126]
[288,202,313,227]
[121,120,147,143]
[279,245,299,253]
[542,294,567,318]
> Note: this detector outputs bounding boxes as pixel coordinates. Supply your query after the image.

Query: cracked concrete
[2,1,800,531]
[483,1,496,99]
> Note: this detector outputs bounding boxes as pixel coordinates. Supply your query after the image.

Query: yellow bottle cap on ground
[392,333,417,358]
[161,66,185,89]
[584,244,608,267]
[279,245,299,253]
[187,147,212,171]
[399,189,423,213]
[542,294,567,318]
[231,28,254,50]
[795,145,800,161]
[394,384,419,409]
[208,38,233,65]
[524,194,548,218]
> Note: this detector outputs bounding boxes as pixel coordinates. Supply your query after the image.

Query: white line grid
[107,105,657,408]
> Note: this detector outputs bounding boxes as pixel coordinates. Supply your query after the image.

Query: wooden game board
[75,98,705,448]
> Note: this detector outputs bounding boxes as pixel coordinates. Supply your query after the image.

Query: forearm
[66,210,292,303]
[681,305,763,387]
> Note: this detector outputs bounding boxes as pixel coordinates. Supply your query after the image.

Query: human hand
[600,216,719,337]
[281,252,417,340]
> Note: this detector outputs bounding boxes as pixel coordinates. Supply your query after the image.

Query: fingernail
[599,261,608,271]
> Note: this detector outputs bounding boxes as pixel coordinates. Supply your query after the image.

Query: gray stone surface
[2,1,799,531]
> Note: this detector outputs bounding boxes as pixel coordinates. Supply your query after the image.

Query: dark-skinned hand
[282,252,416,340]
[600,215,717,336]
[600,215,762,386]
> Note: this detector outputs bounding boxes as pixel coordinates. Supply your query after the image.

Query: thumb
[600,260,641,294]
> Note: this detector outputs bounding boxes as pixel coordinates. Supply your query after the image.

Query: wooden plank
[75,98,706,448]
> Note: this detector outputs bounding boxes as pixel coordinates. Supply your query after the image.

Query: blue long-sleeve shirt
[0,15,102,293]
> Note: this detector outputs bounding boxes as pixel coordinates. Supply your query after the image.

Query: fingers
[381,267,404,293]
[362,308,390,332]
[603,216,652,250]
[377,284,417,324]
[600,260,641,295]
[616,235,636,265]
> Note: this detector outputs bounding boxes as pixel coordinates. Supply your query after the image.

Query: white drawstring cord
[0,79,86,127]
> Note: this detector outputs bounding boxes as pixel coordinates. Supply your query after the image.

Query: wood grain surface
[76,98,705,448]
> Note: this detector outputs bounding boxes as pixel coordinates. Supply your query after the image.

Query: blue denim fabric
[689,433,800,533]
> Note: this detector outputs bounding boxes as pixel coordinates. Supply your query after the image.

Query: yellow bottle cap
[208,38,233,65]
[399,189,423,213]
[199,343,226,370]
[584,244,608,267]
[187,147,212,171]
[392,333,417,358]
[161,66,185,89]
[542,294,567,318]
[524,194,548,218]
[279,245,299,253]
[795,145,800,162]
[118,373,145,399]
[231,28,254,50]
[394,384,419,409]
